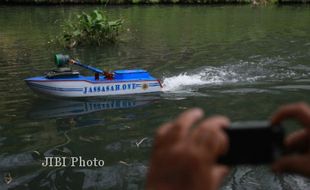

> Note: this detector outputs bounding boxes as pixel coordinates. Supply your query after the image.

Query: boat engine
[45,54,80,79]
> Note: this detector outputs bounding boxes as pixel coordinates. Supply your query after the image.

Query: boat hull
[25,76,162,98]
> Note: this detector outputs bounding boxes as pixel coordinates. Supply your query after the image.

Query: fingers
[154,108,204,149]
[174,108,204,137]
[198,116,230,130]
[149,110,231,190]
[271,102,310,127]
[191,116,230,159]
[272,154,310,177]
[285,129,309,149]
[155,122,174,140]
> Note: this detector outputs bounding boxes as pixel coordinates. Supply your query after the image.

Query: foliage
[251,0,279,5]
[60,10,123,48]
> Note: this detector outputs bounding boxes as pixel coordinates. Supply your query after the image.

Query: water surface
[0,5,310,190]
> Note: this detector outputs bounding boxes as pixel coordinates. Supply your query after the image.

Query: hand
[271,103,310,177]
[146,108,230,190]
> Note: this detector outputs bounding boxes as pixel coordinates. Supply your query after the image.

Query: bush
[60,10,123,48]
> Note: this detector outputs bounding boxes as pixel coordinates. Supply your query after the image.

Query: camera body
[218,121,284,165]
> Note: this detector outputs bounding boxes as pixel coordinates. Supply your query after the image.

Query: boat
[25,54,162,98]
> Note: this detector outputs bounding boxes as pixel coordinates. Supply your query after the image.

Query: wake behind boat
[25,54,162,98]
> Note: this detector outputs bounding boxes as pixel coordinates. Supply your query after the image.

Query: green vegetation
[59,10,123,48]
[2,0,310,4]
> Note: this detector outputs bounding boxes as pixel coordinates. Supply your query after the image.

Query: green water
[1,5,310,190]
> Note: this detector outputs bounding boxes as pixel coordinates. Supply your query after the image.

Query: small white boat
[25,54,162,98]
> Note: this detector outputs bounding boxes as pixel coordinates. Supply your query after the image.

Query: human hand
[146,108,230,190]
[271,103,310,177]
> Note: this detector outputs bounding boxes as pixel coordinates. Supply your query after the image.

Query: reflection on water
[28,96,160,119]
[0,95,159,189]
[0,95,158,189]
[0,160,148,190]
[222,166,310,190]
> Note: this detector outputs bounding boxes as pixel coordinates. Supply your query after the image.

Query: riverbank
[1,0,309,5]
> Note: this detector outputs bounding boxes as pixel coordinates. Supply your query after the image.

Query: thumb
[272,155,310,177]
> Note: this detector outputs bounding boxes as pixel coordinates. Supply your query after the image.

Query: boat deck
[25,75,158,83]
[25,69,158,83]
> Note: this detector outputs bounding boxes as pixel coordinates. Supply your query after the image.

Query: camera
[218,121,284,165]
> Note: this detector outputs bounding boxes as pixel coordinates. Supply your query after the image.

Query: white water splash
[163,66,259,91]
[162,73,210,91]
[162,59,301,92]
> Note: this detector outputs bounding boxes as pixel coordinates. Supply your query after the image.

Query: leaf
[72,30,81,37]
[92,10,103,21]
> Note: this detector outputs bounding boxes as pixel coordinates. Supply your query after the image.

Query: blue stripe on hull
[27,82,160,93]
[28,82,84,92]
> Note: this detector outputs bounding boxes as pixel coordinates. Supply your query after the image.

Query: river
[0,5,310,190]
